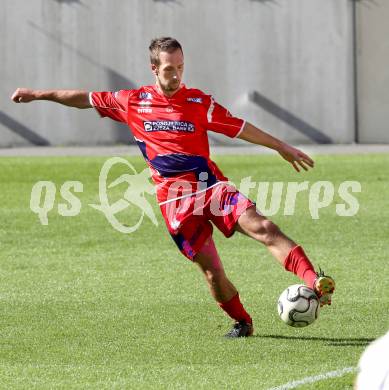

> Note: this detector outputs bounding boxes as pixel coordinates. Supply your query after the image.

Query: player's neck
[155,82,183,98]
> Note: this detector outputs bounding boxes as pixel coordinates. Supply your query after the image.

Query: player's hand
[278,144,314,172]
[11,88,36,103]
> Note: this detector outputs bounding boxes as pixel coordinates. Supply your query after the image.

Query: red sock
[218,293,252,324]
[283,245,317,288]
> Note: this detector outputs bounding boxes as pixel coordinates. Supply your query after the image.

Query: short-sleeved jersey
[90,84,245,204]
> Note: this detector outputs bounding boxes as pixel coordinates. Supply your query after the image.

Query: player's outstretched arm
[11,88,92,109]
[237,122,314,172]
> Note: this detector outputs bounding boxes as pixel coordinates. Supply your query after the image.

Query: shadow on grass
[255,334,375,347]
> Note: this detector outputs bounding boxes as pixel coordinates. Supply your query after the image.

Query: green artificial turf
[0,153,388,389]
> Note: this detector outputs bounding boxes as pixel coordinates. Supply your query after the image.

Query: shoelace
[316,266,326,278]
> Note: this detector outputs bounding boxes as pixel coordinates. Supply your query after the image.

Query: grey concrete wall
[0,0,354,147]
[356,0,389,143]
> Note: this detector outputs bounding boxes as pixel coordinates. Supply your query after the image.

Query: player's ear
[151,64,158,76]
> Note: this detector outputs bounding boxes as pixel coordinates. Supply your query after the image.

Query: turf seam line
[266,366,357,390]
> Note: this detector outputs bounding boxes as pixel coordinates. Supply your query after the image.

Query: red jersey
[90,84,245,204]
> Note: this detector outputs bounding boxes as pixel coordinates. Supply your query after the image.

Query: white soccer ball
[277,284,320,327]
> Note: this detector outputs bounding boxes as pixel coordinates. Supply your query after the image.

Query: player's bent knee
[252,219,280,245]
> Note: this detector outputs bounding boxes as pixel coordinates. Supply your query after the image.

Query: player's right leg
[235,206,335,306]
[194,236,253,337]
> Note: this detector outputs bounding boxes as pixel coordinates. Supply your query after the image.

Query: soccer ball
[277,284,320,327]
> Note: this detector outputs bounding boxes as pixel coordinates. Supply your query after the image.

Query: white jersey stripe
[207,96,215,122]
[158,181,227,206]
[234,120,246,138]
[88,92,94,107]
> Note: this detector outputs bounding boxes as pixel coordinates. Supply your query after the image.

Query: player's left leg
[194,236,253,337]
[235,205,335,306]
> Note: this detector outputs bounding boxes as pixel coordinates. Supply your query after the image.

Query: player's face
[152,49,184,96]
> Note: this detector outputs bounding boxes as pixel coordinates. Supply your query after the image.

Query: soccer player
[11,37,335,338]
[356,330,389,389]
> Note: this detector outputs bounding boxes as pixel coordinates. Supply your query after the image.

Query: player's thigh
[207,184,255,238]
[160,197,212,261]
[194,236,225,275]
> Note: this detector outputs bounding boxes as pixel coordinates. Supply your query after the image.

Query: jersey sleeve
[205,96,245,138]
[89,90,129,123]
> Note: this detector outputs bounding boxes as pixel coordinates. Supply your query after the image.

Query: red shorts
[159,183,255,260]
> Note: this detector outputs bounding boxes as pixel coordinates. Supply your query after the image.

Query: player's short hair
[149,37,183,66]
